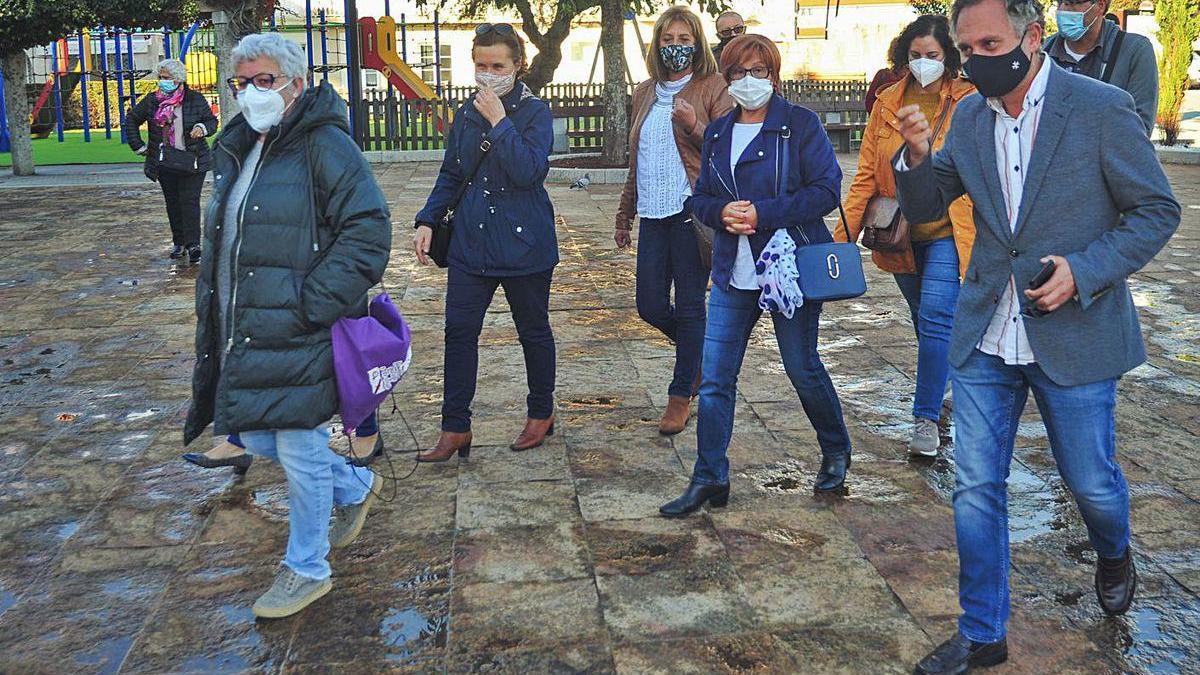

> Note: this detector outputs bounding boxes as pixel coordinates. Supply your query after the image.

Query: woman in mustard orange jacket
[838,15,976,458]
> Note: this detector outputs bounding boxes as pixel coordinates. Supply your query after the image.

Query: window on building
[365,70,379,88]
[419,43,452,88]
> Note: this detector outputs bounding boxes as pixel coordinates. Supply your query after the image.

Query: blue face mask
[1056,7,1097,42]
[158,79,178,94]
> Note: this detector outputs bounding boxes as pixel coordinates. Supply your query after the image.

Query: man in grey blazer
[891,0,1180,672]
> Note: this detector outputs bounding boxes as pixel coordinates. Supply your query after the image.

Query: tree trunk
[212,8,259,126]
[599,0,629,165]
[2,51,35,176]
[515,0,596,95]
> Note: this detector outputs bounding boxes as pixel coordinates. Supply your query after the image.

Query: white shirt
[976,56,1051,365]
[636,74,693,219]
[729,122,763,290]
[895,56,1050,365]
[1063,43,1087,62]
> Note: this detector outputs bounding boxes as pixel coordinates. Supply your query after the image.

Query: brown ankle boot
[659,396,691,435]
[417,431,473,463]
[510,416,555,451]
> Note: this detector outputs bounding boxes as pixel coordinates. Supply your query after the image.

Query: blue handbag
[777,129,867,302]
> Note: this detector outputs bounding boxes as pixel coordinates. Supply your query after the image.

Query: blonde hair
[645,6,718,82]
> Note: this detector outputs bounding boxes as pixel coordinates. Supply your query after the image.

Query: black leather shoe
[814,452,851,493]
[182,451,253,475]
[169,245,185,259]
[1095,546,1136,616]
[914,633,1007,674]
[187,245,202,264]
[659,482,729,518]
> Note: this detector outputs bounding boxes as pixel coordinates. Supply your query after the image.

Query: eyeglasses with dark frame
[726,65,770,81]
[226,72,286,95]
[475,23,515,37]
[717,24,746,39]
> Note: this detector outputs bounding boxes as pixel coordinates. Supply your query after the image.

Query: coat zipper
[223,135,276,355]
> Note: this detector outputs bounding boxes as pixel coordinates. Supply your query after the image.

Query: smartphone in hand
[1021,260,1055,318]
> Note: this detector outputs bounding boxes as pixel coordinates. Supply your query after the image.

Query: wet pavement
[0,157,1198,674]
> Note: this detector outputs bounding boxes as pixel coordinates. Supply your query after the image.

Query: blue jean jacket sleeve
[687,134,731,231]
[415,112,464,225]
[484,101,553,189]
[1066,93,1180,309]
[751,113,841,232]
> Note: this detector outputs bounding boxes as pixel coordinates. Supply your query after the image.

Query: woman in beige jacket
[615,5,733,436]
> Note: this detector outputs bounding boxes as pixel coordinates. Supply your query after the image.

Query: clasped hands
[722,200,758,235]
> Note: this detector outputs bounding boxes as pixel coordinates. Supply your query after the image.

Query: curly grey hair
[230,32,308,81]
[157,58,187,83]
[950,0,1045,40]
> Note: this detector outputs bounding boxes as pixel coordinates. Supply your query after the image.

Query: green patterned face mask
[659,44,696,74]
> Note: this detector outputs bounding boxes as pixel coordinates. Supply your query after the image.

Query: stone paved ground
[0,158,1197,675]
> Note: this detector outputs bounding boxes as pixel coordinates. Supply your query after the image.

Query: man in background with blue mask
[1045,0,1157,134]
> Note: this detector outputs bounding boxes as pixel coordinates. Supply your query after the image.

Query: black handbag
[428,138,493,268]
[157,142,201,175]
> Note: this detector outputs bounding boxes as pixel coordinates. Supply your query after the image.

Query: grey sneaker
[910,417,940,457]
[252,566,332,619]
[329,472,382,549]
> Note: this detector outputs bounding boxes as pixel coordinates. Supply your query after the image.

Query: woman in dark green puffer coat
[183,33,391,620]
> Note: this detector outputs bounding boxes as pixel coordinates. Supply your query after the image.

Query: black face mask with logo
[962,28,1033,98]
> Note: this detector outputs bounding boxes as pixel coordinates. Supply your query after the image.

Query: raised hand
[896,104,932,168]
[473,87,506,127]
[672,97,697,134]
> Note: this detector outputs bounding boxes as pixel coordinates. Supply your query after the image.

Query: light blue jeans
[893,236,960,421]
[239,426,373,580]
[951,349,1129,643]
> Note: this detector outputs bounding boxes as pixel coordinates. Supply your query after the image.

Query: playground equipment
[358,15,450,130]
[2,2,455,156]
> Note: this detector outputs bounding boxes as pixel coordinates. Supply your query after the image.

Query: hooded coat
[184,82,391,444]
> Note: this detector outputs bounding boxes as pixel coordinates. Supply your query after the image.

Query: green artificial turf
[1,129,140,167]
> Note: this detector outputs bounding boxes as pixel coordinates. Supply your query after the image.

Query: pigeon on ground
[570,173,591,190]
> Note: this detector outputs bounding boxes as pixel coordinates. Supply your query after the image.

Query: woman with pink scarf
[123,58,218,263]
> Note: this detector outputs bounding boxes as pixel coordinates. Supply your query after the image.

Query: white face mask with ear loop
[908,57,945,87]
[727,74,774,111]
[237,79,296,133]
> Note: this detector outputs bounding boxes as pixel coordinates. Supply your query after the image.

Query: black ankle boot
[1095,546,1136,615]
[814,452,851,493]
[659,482,729,518]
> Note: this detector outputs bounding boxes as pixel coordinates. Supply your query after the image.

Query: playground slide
[30,73,82,138]
[358,16,451,129]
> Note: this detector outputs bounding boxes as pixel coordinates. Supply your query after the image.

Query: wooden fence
[357,79,867,153]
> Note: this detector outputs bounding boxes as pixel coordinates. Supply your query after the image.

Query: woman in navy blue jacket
[413,24,558,461]
[660,35,853,517]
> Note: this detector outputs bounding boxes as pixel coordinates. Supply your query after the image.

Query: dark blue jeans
[227,412,378,448]
[693,283,852,486]
[442,266,556,433]
[951,349,1129,643]
[893,237,960,422]
[636,211,707,398]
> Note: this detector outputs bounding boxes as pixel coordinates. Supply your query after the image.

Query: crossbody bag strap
[778,123,852,245]
[1100,29,1125,84]
[442,135,493,224]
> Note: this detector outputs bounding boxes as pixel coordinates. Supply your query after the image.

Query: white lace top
[636,74,693,219]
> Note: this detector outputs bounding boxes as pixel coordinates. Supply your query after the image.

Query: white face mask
[908,58,945,88]
[475,71,516,97]
[727,74,773,111]
[237,80,295,133]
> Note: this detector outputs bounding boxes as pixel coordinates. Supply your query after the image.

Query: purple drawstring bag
[331,293,413,433]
